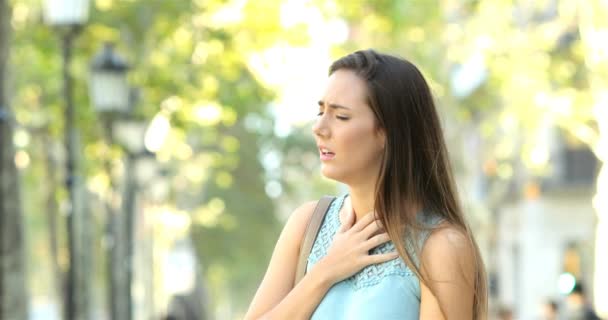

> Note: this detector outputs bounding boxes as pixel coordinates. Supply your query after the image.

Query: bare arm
[245,201,398,319]
[419,226,477,319]
[244,201,328,319]
[247,261,335,320]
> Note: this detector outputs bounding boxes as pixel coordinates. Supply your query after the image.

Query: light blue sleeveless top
[306,194,440,320]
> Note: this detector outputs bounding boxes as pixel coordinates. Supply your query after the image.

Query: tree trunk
[41,132,64,315]
[0,0,28,318]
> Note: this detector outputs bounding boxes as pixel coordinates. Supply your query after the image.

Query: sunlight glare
[210,0,246,27]
[194,103,222,126]
[145,113,171,153]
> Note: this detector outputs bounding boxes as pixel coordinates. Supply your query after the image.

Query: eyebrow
[317,100,351,110]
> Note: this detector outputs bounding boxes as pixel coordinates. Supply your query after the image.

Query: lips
[320,148,334,155]
[318,145,335,160]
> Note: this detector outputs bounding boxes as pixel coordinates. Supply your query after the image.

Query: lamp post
[113,119,153,320]
[89,42,130,320]
[43,1,89,320]
[117,125,160,319]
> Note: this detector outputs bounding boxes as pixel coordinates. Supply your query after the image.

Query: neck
[346,184,377,223]
[344,185,424,225]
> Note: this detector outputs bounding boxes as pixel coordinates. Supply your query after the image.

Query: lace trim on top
[307,194,437,290]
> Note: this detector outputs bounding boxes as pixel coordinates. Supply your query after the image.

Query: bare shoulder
[290,200,319,225]
[421,223,476,283]
[284,200,319,245]
[279,200,318,247]
[419,223,478,318]
[424,223,472,255]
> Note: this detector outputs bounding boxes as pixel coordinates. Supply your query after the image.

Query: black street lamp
[89,41,132,320]
[90,42,130,113]
[43,1,89,320]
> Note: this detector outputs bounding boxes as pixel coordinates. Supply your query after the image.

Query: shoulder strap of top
[294,195,336,285]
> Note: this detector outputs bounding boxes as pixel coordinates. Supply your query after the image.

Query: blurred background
[0,0,606,319]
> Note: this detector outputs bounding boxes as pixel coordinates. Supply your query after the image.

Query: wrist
[309,259,335,289]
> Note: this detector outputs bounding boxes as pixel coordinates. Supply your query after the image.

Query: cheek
[342,124,384,155]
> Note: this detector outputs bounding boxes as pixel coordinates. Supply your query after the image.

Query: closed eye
[317,111,349,121]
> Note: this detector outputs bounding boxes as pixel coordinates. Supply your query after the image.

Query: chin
[320,165,347,184]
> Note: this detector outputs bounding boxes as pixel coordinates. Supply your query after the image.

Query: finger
[350,211,377,232]
[364,251,400,265]
[337,208,355,233]
[361,219,384,238]
[363,233,391,250]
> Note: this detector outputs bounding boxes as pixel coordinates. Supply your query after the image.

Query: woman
[245,50,487,319]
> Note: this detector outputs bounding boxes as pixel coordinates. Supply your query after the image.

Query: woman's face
[312,69,386,186]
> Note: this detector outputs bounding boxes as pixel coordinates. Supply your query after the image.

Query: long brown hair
[330,50,487,319]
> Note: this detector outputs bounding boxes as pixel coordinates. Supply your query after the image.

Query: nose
[312,116,330,138]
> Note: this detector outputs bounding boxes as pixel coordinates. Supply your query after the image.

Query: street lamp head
[44,0,90,27]
[90,42,131,114]
[91,42,129,72]
[112,119,148,154]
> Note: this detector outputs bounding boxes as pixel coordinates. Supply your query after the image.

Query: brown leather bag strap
[294,195,336,285]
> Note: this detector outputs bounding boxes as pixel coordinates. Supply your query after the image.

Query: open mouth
[319,147,335,155]
[319,148,335,160]
[321,150,334,156]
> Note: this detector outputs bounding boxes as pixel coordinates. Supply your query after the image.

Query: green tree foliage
[10,0,606,317]
[8,0,316,316]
